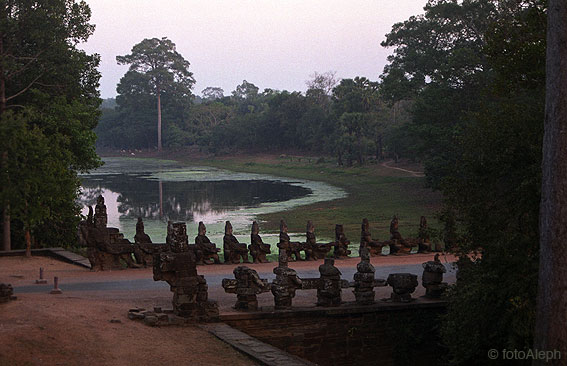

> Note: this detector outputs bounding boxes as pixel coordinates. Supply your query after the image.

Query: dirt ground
[0,253,455,366]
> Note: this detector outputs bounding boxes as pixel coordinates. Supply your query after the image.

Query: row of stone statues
[221,249,448,311]
[79,195,433,270]
[138,220,447,323]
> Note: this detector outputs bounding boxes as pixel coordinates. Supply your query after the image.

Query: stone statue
[333,224,351,259]
[386,273,418,302]
[223,221,250,264]
[317,258,342,307]
[222,266,270,310]
[418,216,432,252]
[153,222,218,320]
[86,206,94,227]
[304,220,332,260]
[79,195,140,270]
[389,216,418,254]
[134,217,152,244]
[277,219,304,261]
[422,254,447,298]
[271,251,302,309]
[133,217,166,268]
[354,247,376,304]
[353,247,386,304]
[195,222,221,265]
[248,221,271,263]
[94,195,107,229]
[360,218,387,256]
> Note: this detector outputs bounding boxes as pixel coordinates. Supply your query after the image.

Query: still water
[79,157,346,245]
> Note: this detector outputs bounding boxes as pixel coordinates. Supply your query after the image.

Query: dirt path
[381,160,425,177]
[1,253,454,365]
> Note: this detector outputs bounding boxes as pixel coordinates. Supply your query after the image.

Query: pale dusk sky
[79,0,428,99]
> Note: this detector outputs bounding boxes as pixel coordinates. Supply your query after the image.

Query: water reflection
[80,175,311,224]
[78,157,347,243]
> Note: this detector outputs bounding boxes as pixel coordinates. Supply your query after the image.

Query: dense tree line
[0,0,101,252]
[97,62,408,165]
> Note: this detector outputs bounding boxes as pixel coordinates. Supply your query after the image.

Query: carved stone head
[280,219,288,233]
[225,221,233,235]
[136,217,144,234]
[359,247,370,261]
[251,221,259,235]
[278,250,288,267]
[198,221,206,236]
[362,218,370,232]
[420,216,427,229]
[169,222,189,252]
[335,224,344,239]
[306,220,314,233]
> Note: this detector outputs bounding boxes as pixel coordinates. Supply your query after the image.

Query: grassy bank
[169,153,443,243]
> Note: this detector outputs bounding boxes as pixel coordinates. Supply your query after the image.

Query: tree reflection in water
[79,173,311,231]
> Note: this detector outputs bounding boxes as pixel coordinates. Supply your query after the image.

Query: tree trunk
[25,228,31,257]
[533,0,567,363]
[1,35,10,252]
[157,86,162,152]
[2,205,10,251]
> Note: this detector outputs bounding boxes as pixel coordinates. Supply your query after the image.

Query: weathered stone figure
[94,195,108,229]
[248,221,271,263]
[304,220,332,260]
[79,196,139,270]
[418,216,432,252]
[389,216,418,254]
[86,206,94,227]
[222,266,269,310]
[133,217,166,267]
[386,273,418,302]
[422,254,447,298]
[195,222,221,265]
[153,222,219,320]
[354,247,377,304]
[333,224,351,259]
[278,219,304,261]
[317,258,342,307]
[223,221,250,264]
[134,217,152,244]
[360,218,388,256]
[271,251,302,309]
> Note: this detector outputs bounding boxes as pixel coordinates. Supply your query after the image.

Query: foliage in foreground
[381,0,546,364]
[0,0,101,249]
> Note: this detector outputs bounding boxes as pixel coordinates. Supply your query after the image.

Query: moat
[79,157,346,244]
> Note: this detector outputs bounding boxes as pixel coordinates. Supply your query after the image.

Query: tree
[331,77,382,164]
[117,37,194,151]
[534,0,567,360]
[231,80,259,100]
[0,0,101,251]
[380,0,546,364]
[202,86,224,101]
[306,71,338,111]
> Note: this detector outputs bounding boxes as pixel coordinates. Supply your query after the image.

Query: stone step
[0,247,91,269]
[201,323,317,366]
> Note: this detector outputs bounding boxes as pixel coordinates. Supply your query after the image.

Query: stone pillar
[354,247,376,305]
[386,273,418,302]
[317,258,342,307]
[153,222,219,321]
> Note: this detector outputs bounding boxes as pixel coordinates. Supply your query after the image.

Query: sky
[79,0,428,99]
